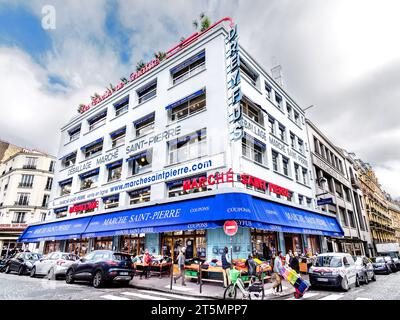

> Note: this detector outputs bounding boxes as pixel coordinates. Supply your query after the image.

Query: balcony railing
[22,165,36,170]
[14,201,29,206]
[11,220,26,224]
[18,183,33,188]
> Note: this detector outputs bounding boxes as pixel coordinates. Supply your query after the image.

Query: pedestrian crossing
[284,291,374,301]
[100,289,204,301]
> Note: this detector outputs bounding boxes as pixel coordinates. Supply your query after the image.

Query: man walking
[174,247,186,286]
[272,251,283,295]
[221,247,232,288]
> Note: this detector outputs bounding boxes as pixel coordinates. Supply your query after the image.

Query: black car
[65,250,134,288]
[385,252,400,270]
[383,256,398,273]
[371,256,392,274]
[4,252,42,275]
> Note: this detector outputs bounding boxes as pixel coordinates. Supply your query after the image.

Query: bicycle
[223,268,265,300]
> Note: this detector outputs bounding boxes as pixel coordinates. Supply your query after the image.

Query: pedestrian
[245,254,257,282]
[174,247,186,286]
[140,249,152,280]
[285,250,293,266]
[221,246,232,288]
[272,251,283,295]
[290,251,300,274]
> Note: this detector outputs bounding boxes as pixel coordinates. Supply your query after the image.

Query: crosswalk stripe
[137,289,201,300]
[286,292,320,300]
[121,291,170,300]
[100,294,131,301]
[355,297,372,300]
[319,294,343,300]
[164,285,193,292]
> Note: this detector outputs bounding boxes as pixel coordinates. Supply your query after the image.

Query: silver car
[30,252,79,280]
[354,256,376,285]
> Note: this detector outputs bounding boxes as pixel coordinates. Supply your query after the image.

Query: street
[0,271,400,300]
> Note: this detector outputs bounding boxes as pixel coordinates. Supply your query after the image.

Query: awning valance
[110,127,126,138]
[114,96,129,109]
[80,138,103,151]
[133,113,155,127]
[59,178,73,186]
[79,168,100,179]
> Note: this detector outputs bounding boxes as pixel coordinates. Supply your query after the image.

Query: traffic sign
[317,198,334,206]
[223,220,238,236]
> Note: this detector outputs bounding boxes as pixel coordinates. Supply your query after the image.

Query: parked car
[371,256,392,274]
[385,253,400,271]
[30,252,79,279]
[383,256,398,273]
[4,252,42,275]
[65,250,134,288]
[353,256,376,284]
[309,253,358,291]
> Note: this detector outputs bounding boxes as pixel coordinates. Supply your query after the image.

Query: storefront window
[284,234,303,255]
[94,237,113,251]
[168,128,207,165]
[66,239,88,256]
[128,187,151,205]
[251,229,278,261]
[127,149,152,176]
[121,234,145,256]
[161,230,206,262]
[44,241,61,254]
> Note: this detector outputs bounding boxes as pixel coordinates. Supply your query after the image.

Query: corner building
[19,19,343,261]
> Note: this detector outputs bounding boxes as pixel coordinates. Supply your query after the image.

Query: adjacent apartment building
[18,18,343,261]
[306,120,373,256]
[0,148,55,257]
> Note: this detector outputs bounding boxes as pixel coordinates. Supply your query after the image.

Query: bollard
[199,262,203,294]
[170,263,173,290]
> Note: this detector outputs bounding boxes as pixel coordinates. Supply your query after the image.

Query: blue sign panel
[317,198,334,206]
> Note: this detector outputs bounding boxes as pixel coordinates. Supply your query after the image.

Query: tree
[193,12,211,32]
[154,51,166,61]
[136,60,146,71]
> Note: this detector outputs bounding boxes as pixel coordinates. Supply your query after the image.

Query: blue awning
[170,51,205,75]
[53,206,69,214]
[18,217,92,243]
[17,192,344,243]
[106,160,123,169]
[88,110,107,124]
[126,151,148,163]
[165,88,206,110]
[59,151,77,161]
[137,80,157,94]
[68,125,81,136]
[114,96,129,109]
[133,112,155,127]
[80,138,103,151]
[59,178,73,186]
[243,132,267,150]
[110,127,126,138]
[79,168,100,179]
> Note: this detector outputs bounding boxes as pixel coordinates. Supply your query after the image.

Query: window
[302,168,308,185]
[42,194,50,208]
[290,132,296,149]
[314,137,320,154]
[49,161,55,172]
[320,143,326,158]
[54,206,68,219]
[298,139,304,154]
[265,82,272,100]
[167,175,208,198]
[107,160,123,182]
[339,207,348,227]
[275,92,283,109]
[24,157,37,169]
[282,157,290,176]
[103,194,119,210]
[171,51,205,85]
[169,89,206,122]
[110,127,126,148]
[306,198,312,208]
[286,103,293,119]
[128,187,151,205]
[62,152,77,168]
[134,113,155,138]
[13,212,26,223]
[294,163,300,182]
[335,181,343,198]
[338,160,344,173]
[68,126,81,142]
[294,111,300,126]
[298,195,304,205]
[242,135,266,165]
[114,96,129,116]
[127,150,152,176]
[16,193,29,206]
[344,187,351,202]
[268,117,276,135]
[240,60,258,86]
[45,177,53,191]
[168,129,206,164]
[348,211,356,228]
[40,212,46,222]
[80,169,99,190]
[278,124,286,141]
[137,80,157,104]
[19,174,34,188]
[83,140,103,159]
[59,178,72,196]
[241,98,263,126]
[272,151,279,172]
[88,110,107,131]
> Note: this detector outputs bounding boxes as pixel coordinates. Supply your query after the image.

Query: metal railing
[172,62,205,85]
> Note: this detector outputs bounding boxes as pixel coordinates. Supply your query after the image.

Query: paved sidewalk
[129,273,310,299]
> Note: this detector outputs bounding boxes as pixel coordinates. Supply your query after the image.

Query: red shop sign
[69,200,99,214]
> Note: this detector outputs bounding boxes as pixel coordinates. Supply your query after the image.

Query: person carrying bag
[174,247,187,286]
[221,247,232,288]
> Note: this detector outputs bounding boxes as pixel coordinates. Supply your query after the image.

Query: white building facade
[0,150,55,257]
[19,19,343,261]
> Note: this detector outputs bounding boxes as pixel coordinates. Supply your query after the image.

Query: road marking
[100,294,131,301]
[286,292,320,300]
[121,292,170,300]
[137,290,201,300]
[319,294,343,300]
[355,297,372,300]
[164,285,192,292]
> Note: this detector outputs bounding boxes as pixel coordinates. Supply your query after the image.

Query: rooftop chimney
[271,58,284,87]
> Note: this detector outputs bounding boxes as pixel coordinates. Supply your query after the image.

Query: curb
[129,283,220,299]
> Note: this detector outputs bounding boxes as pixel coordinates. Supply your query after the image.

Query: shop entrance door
[284,234,303,255]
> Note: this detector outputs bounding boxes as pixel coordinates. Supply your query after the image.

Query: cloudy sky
[0,0,399,197]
